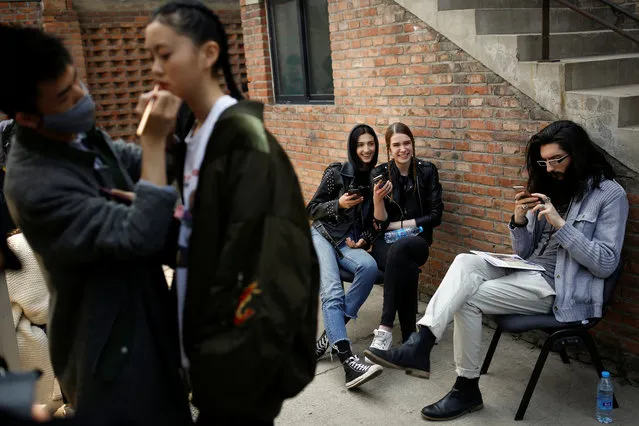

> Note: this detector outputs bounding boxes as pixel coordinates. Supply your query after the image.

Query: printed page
[470,250,545,271]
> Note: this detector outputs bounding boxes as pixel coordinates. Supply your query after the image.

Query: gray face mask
[41,90,96,134]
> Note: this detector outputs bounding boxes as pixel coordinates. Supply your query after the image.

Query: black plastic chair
[339,268,384,285]
[480,262,623,421]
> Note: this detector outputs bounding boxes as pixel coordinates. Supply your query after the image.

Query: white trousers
[418,254,555,378]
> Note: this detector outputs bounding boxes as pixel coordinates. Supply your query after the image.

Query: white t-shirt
[175,95,238,368]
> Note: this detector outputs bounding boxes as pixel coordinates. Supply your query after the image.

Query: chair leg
[514,336,554,421]
[581,332,619,409]
[480,327,502,375]
[559,347,570,364]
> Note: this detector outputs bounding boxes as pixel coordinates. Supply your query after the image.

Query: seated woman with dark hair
[307,124,383,390]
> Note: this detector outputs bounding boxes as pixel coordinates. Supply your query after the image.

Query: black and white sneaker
[343,355,383,389]
[315,331,330,360]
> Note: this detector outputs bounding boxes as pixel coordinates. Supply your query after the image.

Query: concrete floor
[277,285,639,425]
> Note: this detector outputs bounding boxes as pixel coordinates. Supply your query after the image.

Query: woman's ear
[14,112,41,130]
[200,40,220,72]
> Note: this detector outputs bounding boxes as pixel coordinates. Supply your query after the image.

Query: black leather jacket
[372,159,443,245]
[307,161,375,249]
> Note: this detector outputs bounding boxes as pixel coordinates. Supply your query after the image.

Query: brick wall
[41,1,87,80]
[241,0,639,372]
[0,1,42,27]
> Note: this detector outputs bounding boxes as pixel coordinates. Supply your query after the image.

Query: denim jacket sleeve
[553,186,628,278]
[509,209,538,259]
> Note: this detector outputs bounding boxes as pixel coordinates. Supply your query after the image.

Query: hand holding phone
[339,190,363,210]
[373,174,386,188]
[346,188,361,196]
[513,185,543,223]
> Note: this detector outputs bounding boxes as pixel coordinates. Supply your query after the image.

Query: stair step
[513,29,639,61]
[476,7,639,35]
[438,0,615,11]
[519,54,639,91]
[568,84,639,126]
[611,126,639,167]
[563,54,639,90]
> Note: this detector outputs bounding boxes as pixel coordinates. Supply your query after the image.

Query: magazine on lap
[470,250,545,271]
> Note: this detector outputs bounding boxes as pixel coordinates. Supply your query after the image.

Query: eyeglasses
[537,154,570,167]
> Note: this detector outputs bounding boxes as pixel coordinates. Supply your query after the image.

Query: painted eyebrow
[56,68,78,99]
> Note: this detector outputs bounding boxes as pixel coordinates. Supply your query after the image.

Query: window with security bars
[267,0,334,104]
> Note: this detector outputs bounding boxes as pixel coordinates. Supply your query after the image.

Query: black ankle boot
[363,327,436,379]
[421,376,483,421]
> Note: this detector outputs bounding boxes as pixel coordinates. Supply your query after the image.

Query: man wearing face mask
[0,25,191,426]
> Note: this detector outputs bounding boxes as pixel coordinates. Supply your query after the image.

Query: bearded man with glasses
[363,120,629,422]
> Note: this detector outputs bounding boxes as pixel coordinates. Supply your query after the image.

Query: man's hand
[136,89,182,143]
[345,237,366,249]
[514,190,542,224]
[339,193,363,210]
[531,193,565,229]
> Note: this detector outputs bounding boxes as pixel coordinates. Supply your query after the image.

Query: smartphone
[513,186,543,204]
[373,174,386,187]
[346,188,361,196]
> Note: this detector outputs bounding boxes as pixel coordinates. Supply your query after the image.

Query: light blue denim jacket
[510,179,628,322]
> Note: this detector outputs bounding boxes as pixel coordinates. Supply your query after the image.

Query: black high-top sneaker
[315,331,330,360]
[342,354,383,389]
[332,339,384,390]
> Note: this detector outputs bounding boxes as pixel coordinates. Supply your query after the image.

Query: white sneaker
[365,328,392,362]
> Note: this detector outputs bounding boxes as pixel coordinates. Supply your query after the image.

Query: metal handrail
[541,0,639,61]
[598,0,639,24]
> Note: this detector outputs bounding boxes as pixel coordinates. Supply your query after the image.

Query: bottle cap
[602,371,610,378]
[418,226,423,232]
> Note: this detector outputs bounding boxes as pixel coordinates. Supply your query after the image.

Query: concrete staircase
[394,0,639,172]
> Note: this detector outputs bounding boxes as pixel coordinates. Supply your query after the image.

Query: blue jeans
[311,227,378,346]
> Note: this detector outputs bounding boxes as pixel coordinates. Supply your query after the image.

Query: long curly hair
[384,122,418,195]
[526,120,615,204]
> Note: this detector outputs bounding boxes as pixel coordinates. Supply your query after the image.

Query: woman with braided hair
[144,1,318,424]
[367,123,443,350]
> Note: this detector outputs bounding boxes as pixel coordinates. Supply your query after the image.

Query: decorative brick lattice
[81,22,153,140]
[81,12,246,141]
[225,13,248,94]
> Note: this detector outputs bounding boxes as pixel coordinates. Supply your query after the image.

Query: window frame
[267,0,334,105]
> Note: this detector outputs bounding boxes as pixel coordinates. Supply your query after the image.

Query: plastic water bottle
[596,371,614,424]
[384,226,424,243]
